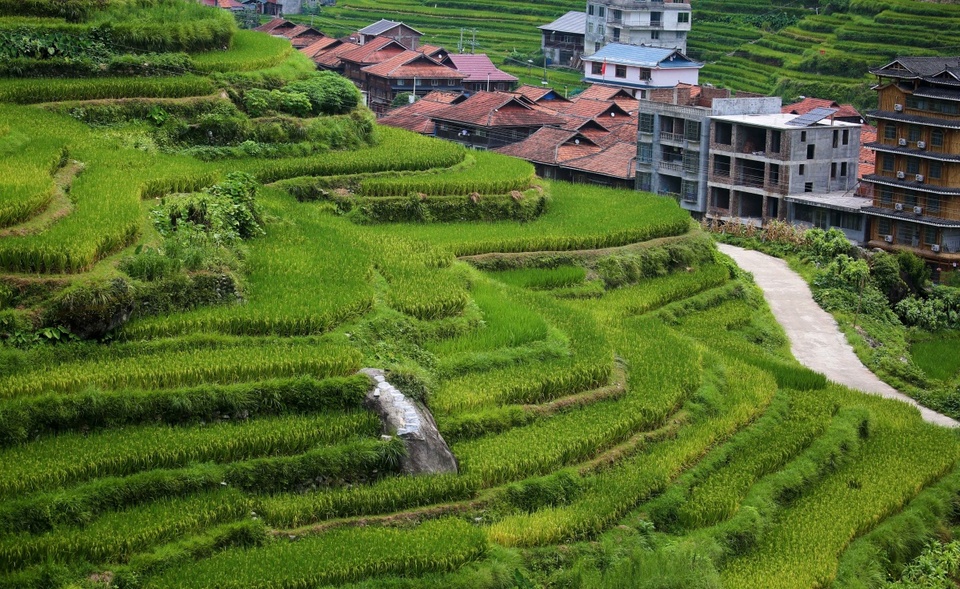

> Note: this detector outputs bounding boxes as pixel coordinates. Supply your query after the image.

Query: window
[924,226,938,245]
[930,160,942,179]
[595,42,601,52]
[906,157,920,174]
[932,129,944,147]
[804,182,813,192]
[801,131,807,142]
[806,144,815,159]
[896,222,918,246]
[771,130,781,153]
[587,23,593,33]
[598,6,605,17]
[430,79,439,86]
[638,68,651,80]
[615,64,627,78]
[799,164,805,176]
[714,122,732,145]
[831,162,837,178]
[613,28,620,41]
[588,4,594,15]
[842,129,849,145]
[840,162,847,176]
[770,163,780,185]
[833,130,839,148]
[835,212,861,231]
[882,153,894,172]
[884,123,897,140]
[877,218,891,237]
[639,144,653,163]
[651,30,660,40]
[398,79,408,86]
[592,62,603,75]
[908,125,921,142]
[879,187,893,205]
[613,9,621,21]
[678,12,690,23]
[928,193,941,214]
[639,113,654,133]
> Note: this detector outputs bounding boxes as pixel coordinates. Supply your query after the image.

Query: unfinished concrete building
[707,109,862,228]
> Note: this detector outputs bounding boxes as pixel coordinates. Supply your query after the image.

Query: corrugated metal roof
[538,11,586,35]
[582,44,700,69]
[359,19,423,37]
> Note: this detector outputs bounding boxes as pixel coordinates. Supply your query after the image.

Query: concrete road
[717,243,959,428]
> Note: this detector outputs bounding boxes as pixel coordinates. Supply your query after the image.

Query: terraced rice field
[2,2,960,587]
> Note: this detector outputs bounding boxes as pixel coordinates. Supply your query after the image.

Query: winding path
[717,243,959,428]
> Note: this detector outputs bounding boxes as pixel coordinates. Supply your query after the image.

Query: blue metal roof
[583,44,701,69]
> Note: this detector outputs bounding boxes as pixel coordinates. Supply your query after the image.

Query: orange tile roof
[300,37,340,59]
[513,84,569,103]
[339,36,406,65]
[563,141,637,179]
[313,42,359,68]
[552,98,632,121]
[496,127,600,165]
[419,90,464,104]
[419,44,447,58]
[782,96,862,121]
[576,85,633,102]
[361,51,464,79]
[253,18,287,33]
[379,98,454,134]
[431,91,564,128]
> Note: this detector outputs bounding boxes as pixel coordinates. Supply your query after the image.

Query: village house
[861,56,960,263]
[361,51,465,116]
[538,11,586,68]
[357,20,423,50]
[584,0,691,55]
[582,44,701,98]
[430,92,564,150]
[707,109,863,238]
[444,54,518,94]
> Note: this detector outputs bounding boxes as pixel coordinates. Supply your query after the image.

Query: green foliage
[285,72,362,116]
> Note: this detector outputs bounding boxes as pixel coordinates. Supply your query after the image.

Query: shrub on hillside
[285,72,362,116]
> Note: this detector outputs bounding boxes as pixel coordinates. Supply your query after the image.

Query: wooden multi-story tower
[863,57,960,263]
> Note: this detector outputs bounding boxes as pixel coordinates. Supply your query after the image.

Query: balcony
[658,160,684,173]
[660,131,684,143]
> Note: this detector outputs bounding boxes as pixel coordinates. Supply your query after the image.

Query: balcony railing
[660,131,684,142]
[658,160,684,173]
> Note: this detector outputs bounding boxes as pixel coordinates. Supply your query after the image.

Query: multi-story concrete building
[862,57,960,262]
[584,0,690,56]
[636,86,780,214]
[707,110,861,228]
[637,86,866,239]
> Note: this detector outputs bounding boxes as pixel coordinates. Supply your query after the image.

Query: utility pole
[471,29,477,54]
[459,28,464,53]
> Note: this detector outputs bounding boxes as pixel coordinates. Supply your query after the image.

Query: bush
[285,72,362,115]
[243,88,312,118]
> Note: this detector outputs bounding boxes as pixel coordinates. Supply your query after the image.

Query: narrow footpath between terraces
[717,243,960,428]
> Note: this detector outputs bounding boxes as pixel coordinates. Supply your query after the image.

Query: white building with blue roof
[582,44,701,98]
